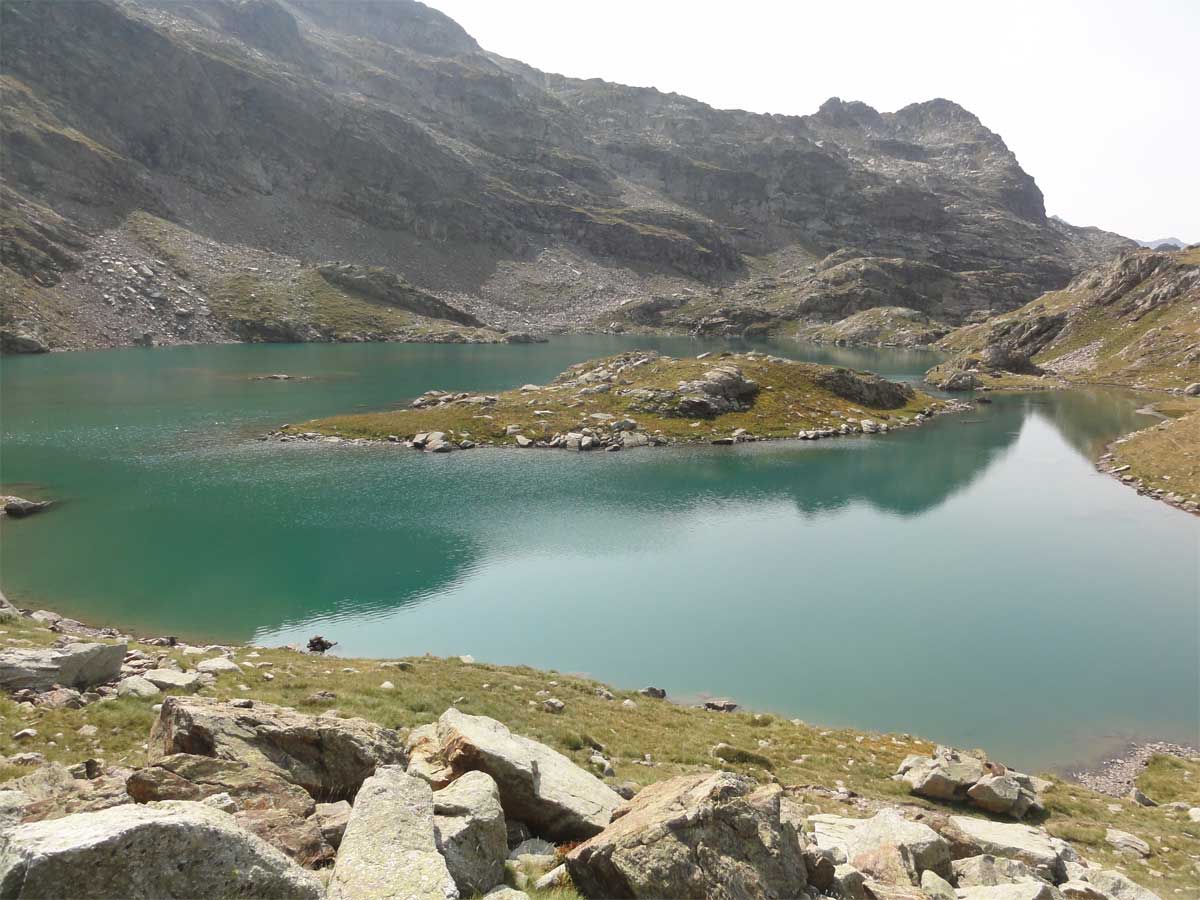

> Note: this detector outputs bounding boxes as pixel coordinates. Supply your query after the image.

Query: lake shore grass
[0,609,1196,895]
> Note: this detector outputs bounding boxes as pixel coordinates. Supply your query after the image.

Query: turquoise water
[1,337,1197,770]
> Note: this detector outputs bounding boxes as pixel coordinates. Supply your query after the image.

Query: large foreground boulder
[433,771,508,895]
[565,772,807,899]
[0,800,322,898]
[437,708,621,841]
[149,696,405,801]
[327,766,459,900]
[0,642,126,692]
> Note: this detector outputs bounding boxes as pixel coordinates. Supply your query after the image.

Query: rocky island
[277,351,958,452]
[0,597,1193,899]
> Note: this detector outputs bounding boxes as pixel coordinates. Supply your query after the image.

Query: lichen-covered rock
[0,800,322,898]
[326,766,459,900]
[953,854,1042,887]
[433,771,507,895]
[808,808,952,886]
[565,772,806,899]
[0,642,126,692]
[149,696,405,801]
[126,753,314,817]
[1087,869,1163,900]
[232,807,335,869]
[949,816,1069,883]
[437,708,620,841]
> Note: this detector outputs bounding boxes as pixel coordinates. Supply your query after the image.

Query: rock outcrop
[437,708,622,841]
[566,772,807,899]
[0,800,323,899]
[896,747,1046,819]
[929,248,1200,391]
[149,696,406,801]
[0,0,1132,351]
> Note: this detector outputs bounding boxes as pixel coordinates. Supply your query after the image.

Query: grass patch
[0,612,1195,895]
[1110,408,1200,500]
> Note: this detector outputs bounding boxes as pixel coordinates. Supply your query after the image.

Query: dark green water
[1,337,1197,770]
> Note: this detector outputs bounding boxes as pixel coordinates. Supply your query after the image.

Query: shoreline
[2,589,1190,784]
[264,394,971,453]
[1066,739,1200,798]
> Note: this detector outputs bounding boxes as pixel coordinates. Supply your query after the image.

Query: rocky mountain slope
[1,0,1134,352]
[926,247,1200,392]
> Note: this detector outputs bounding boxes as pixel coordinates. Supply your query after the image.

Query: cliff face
[0,0,1133,350]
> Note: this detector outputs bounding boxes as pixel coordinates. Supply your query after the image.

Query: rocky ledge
[271,350,967,452]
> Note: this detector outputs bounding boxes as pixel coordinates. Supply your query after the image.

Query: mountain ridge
[1,0,1135,351]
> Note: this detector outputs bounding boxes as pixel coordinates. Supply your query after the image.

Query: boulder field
[0,599,1185,899]
[0,692,1173,900]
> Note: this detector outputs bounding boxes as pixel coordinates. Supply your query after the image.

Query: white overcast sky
[428,0,1197,243]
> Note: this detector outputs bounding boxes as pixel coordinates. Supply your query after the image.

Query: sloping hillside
[0,0,1132,350]
[927,247,1200,391]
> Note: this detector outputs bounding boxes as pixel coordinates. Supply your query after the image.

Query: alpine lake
[2,335,1196,772]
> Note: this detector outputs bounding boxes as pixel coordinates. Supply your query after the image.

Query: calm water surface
[1,337,1197,770]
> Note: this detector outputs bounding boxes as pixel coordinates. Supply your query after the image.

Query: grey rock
[954,854,1041,887]
[150,696,406,801]
[314,800,352,848]
[0,642,126,692]
[327,766,458,900]
[566,772,806,898]
[141,668,202,692]
[1104,828,1150,858]
[1087,869,1163,900]
[0,800,322,898]
[437,708,621,841]
[433,771,507,896]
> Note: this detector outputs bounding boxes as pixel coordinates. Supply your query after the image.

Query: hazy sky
[429,0,1197,243]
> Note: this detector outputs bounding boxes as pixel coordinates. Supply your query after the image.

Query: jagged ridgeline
[1,0,1134,351]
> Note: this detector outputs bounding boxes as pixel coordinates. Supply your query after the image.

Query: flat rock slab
[566,771,806,899]
[949,817,1068,883]
[437,708,620,841]
[327,766,459,900]
[0,642,126,692]
[0,800,322,899]
[150,696,405,801]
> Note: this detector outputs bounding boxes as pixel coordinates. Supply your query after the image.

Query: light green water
[1,337,1196,770]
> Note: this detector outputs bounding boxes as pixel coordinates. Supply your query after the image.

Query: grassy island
[289,351,951,449]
